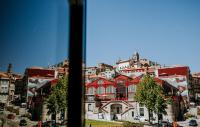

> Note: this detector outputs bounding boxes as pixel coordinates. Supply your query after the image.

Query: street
[177,117,200,127]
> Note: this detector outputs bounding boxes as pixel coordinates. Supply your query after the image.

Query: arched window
[88,87,95,95]
[128,85,135,92]
[97,87,104,94]
[106,85,115,93]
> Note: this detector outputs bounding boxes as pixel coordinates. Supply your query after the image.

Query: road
[177,117,200,127]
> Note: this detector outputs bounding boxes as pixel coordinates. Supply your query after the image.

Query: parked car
[19,119,27,126]
[189,119,198,126]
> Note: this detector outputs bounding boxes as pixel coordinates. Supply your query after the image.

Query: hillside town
[0,52,200,126]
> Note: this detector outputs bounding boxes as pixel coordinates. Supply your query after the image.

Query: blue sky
[87,0,200,73]
[0,0,200,73]
[0,0,69,73]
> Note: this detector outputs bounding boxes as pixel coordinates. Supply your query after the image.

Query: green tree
[134,74,168,124]
[154,85,170,123]
[45,76,68,124]
[45,90,59,121]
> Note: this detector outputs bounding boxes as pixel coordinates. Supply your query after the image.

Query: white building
[98,70,115,79]
[0,73,9,105]
[85,75,181,123]
[116,60,131,72]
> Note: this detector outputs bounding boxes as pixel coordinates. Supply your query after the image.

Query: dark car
[19,119,27,126]
[189,119,198,126]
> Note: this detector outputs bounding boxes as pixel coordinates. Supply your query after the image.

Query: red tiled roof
[131,77,141,84]
[114,75,134,86]
[154,77,164,85]
[114,75,133,80]
[86,77,114,88]
[121,69,133,71]
[130,75,164,85]
[50,79,58,86]
[158,66,189,77]
[26,68,55,78]
[147,68,155,73]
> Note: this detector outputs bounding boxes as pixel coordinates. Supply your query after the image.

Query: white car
[139,117,147,122]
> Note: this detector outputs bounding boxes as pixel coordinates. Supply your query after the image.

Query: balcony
[85,94,95,102]
[111,98,128,101]
[95,95,112,101]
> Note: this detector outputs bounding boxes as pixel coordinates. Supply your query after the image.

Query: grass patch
[85,119,123,127]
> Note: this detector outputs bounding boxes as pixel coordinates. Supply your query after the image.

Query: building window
[106,86,114,93]
[117,107,120,114]
[140,108,144,116]
[88,104,93,112]
[88,87,95,95]
[117,80,125,85]
[97,87,104,94]
[1,81,8,85]
[150,111,153,118]
[88,96,94,101]
[128,85,135,92]
[132,111,134,117]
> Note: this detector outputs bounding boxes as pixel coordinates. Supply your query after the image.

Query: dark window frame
[67,0,86,127]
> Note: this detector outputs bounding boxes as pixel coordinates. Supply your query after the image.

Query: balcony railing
[111,98,128,101]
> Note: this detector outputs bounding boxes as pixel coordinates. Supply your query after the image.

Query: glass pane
[86,0,199,126]
[0,0,72,126]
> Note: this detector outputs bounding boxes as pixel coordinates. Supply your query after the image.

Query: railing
[111,98,128,101]
[85,96,129,101]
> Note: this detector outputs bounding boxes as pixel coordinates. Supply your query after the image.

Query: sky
[0,0,200,74]
[87,0,200,73]
[0,0,69,73]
